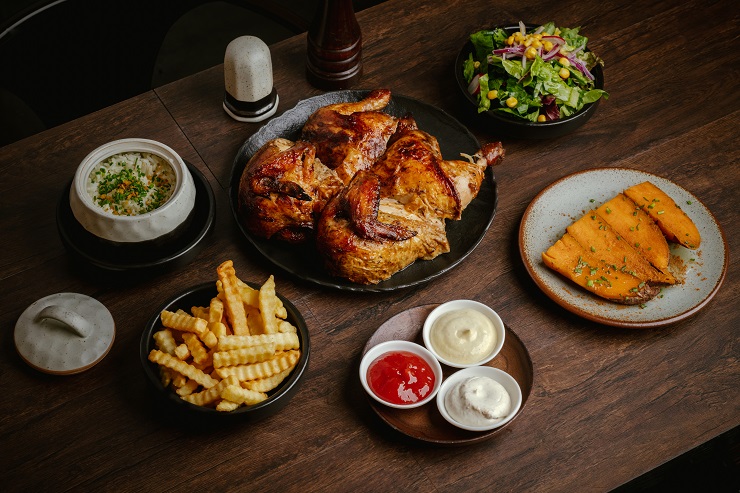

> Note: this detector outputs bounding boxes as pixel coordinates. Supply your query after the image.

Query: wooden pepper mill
[306,0,363,89]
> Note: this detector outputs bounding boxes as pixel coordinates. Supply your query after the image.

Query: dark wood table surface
[2,0,738,491]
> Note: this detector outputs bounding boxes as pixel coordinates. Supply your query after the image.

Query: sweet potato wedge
[595,193,671,275]
[623,181,701,249]
[542,233,660,305]
[566,211,677,285]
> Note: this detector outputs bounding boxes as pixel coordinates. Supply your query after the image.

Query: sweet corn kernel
[486,90,498,100]
[559,67,570,79]
[506,36,514,45]
[543,41,554,51]
[525,46,537,59]
[558,57,570,67]
[537,114,547,122]
[524,38,533,47]
[532,40,542,49]
[505,97,518,108]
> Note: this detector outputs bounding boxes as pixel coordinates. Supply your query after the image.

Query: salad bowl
[454,22,606,139]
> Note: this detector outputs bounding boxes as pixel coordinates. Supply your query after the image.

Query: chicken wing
[301,89,398,184]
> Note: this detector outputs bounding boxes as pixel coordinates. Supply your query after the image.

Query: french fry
[174,343,190,360]
[213,343,277,368]
[171,372,188,388]
[175,378,200,396]
[259,275,279,334]
[243,367,293,393]
[245,305,264,334]
[182,376,238,407]
[200,330,218,349]
[161,310,207,336]
[221,384,268,406]
[235,279,260,307]
[278,320,297,334]
[148,349,218,388]
[149,261,302,412]
[209,321,228,338]
[183,333,210,365]
[208,297,224,323]
[216,399,241,412]
[218,332,299,351]
[153,329,178,355]
[215,350,300,381]
[190,306,209,320]
[216,260,250,335]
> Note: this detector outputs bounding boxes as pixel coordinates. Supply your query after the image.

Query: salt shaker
[223,36,279,122]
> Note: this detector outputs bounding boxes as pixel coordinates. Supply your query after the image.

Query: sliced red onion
[467,73,481,95]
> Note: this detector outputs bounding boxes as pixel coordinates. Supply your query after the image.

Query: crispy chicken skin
[301,89,398,184]
[316,120,505,284]
[237,90,506,284]
[373,115,504,220]
[317,171,449,285]
[237,138,343,243]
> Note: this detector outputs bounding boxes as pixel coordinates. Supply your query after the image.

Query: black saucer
[57,161,215,274]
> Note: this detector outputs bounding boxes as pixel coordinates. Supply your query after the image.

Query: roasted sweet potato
[595,193,671,275]
[542,233,660,305]
[566,211,676,285]
[623,181,701,249]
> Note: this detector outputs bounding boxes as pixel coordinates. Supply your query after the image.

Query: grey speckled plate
[518,168,728,328]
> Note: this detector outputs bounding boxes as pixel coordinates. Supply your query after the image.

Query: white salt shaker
[223,36,279,122]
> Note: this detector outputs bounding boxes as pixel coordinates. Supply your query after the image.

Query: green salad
[463,21,608,122]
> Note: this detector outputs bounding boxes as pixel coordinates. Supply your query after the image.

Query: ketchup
[367,350,435,404]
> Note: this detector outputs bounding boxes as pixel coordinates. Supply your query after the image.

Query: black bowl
[454,23,605,139]
[139,282,310,422]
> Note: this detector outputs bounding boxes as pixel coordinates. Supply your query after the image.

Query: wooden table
[2,0,737,490]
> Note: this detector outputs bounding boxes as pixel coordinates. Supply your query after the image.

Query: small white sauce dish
[359,340,443,409]
[436,366,522,432]
[69,138,196,243]
[422,299,505,368]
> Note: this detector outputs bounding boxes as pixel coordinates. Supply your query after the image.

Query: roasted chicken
[316,129,505,284]
[373,115,504,220]
[237,138,343,243]
[316,170,450,284]
[238,89,506,284]
[301,88,398,184]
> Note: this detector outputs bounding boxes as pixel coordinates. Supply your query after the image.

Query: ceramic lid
[14,293,115,375]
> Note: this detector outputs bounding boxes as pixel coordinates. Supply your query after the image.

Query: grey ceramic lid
[15,293,115,374]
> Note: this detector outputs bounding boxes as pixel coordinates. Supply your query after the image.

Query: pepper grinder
[223,36,279,122]
[306,0,362,90]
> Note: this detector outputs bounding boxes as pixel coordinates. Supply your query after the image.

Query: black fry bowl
[139,282,310,423]
[454,23,605,139]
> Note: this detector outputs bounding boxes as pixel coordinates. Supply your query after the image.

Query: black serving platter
[229,90,498,292]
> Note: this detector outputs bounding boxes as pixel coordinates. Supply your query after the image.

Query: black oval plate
[57,161,215,274]
[229,90,498,292]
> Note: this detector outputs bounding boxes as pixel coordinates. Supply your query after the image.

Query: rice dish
[87,152,176,216]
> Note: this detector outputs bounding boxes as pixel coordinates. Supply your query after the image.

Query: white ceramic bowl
[359,340,443,409]
[422,300,505,368]
[436,366,522,432]
[69,138,196,243]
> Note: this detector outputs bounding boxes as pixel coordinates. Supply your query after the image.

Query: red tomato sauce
[367,350,435,404]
